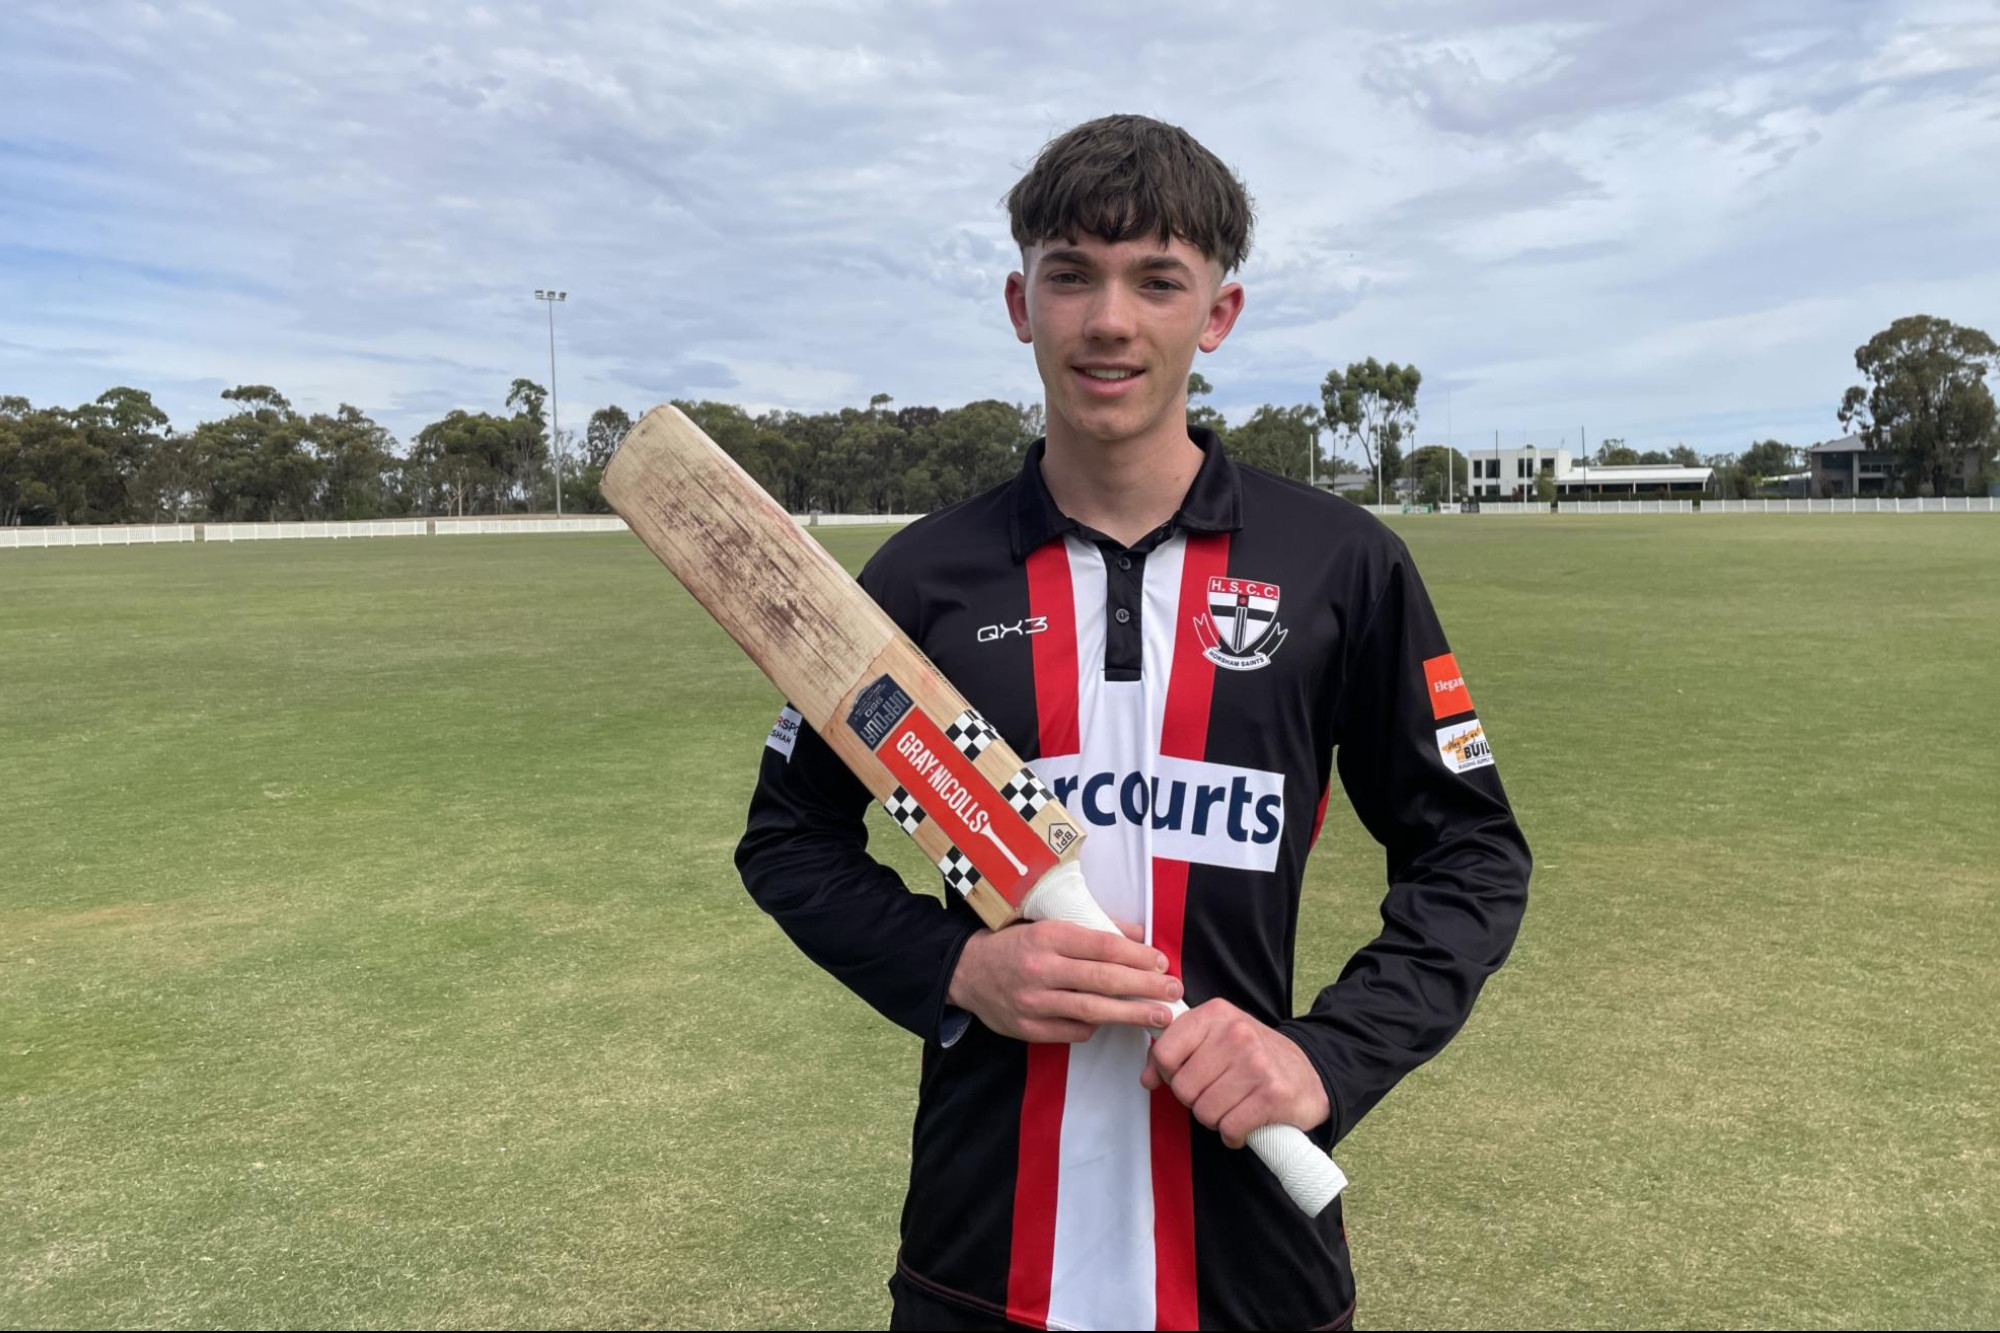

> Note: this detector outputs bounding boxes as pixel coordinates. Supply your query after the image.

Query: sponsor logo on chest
[1030,753,1286,873]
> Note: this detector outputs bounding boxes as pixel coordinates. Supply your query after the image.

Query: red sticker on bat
[875,709,1056,905]
[1424,653,1473,720]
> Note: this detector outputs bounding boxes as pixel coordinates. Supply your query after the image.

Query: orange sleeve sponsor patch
[1423,653,1473,719]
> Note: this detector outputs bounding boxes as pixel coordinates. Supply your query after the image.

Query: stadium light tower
[533,289,567,517]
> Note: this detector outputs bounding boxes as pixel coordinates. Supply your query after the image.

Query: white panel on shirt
[1030,533,1185,1333]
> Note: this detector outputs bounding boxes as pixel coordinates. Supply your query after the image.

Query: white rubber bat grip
[1019,861,1349,1217]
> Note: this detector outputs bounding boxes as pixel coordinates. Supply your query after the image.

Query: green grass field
[3,517,1996,1329]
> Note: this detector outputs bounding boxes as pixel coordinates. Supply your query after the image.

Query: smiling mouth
[1080,368,1141,381]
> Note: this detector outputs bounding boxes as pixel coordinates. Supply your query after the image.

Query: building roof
[1808,435,1867,454]
[1558,464,1713,484]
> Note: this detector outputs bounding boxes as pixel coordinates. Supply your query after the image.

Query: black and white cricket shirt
[736,428,1531,1331]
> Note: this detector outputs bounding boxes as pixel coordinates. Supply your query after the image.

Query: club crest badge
[1193,576,1287,672]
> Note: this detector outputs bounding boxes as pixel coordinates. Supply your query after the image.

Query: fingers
[1192,1063,1267,1149]
[1215,1095,1277,1150]
[1145,995,1220,1082]
[1113,917,1146,943]
[1148,1028,1267,1148]
[986,921,1190,1044]
[1038,921,1167,974]
[1046,955,1183,1004]
[1153,1020,1230,1110]
[1136,1000,1319,1147]
[1033,989,1174,1032]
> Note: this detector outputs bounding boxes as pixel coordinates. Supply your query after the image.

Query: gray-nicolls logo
[977,616,1048,643]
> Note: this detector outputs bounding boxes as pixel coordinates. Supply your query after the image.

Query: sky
[3,0,1997,460]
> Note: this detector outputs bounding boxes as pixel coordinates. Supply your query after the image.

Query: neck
[1040,407,1205,547]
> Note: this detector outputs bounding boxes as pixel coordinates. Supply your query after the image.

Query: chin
[1070,402,1164,445]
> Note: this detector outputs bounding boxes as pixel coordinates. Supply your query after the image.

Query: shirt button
[1117,556,1132,571]
[1114,607,1131,625]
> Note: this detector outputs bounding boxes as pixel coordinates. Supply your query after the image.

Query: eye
[1144,279,1181,292]
[1048,271,1084,285]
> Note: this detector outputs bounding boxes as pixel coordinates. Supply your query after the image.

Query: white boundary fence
[800,513,927,526]
[0,524,198,549]
[432,517,629,537]
[206,520,432,541]
[1700,497,1999,513]
[6,498,1995,551]
[0,513,921,551]
[1366,497,1998,516]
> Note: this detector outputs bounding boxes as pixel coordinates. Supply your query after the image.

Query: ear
[1198,279,1245,354]
[1004,269,1033,344]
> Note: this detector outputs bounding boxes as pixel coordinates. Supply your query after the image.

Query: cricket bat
[602,404,1346,1216]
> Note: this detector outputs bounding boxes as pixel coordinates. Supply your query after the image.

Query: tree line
[0,383,1054,527]
[0,376,1350,527]
[4,314,1990,526]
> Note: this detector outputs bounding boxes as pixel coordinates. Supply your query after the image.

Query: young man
[737,115,1531,1331]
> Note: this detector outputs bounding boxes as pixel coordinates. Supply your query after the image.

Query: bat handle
[1019,861,1349,1217]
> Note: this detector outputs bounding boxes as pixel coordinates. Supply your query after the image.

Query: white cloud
[0,0,1995,458]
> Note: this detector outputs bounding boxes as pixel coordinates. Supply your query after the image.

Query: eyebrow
[1040,247,1197,279]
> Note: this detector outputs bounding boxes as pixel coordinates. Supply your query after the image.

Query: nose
[1081,280,1138,344]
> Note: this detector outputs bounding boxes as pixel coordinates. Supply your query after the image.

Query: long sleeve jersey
[735,429,1531,1331]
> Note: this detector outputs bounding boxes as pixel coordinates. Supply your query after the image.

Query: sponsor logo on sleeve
[1423,653,1473,719]
[1435,719,1495,775]
[766,705,803,761]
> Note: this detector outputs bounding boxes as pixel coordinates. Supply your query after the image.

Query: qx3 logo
[977,616,1049,644]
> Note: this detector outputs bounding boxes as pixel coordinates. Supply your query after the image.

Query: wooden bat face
[602,405,1084,928]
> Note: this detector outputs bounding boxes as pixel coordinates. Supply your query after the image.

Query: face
[1005,232,1244,448]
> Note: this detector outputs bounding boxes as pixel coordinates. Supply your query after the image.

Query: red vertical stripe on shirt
[1026,539,1079,757]
[1007,1045,1067,1328]
[1007,537,1080,1329]
[1148,861,1199,1331]
[1150,530,1229,1331]
[1159,532,1228,761]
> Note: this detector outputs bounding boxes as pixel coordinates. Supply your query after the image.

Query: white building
[1464,446,1572,498]
[1457,445,1713,498]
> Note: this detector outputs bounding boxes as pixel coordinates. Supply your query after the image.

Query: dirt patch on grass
[39,903,159,929]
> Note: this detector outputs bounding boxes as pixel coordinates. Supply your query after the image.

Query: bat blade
[601,404,1081,929]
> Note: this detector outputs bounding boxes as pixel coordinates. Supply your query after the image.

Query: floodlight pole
[534,289,567,517]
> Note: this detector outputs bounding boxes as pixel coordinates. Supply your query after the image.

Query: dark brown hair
[1005,114,1256,273]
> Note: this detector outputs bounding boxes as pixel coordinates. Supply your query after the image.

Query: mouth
[1073,365,1145,398]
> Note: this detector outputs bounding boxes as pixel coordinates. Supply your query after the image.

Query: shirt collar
[1009,424,1242,560]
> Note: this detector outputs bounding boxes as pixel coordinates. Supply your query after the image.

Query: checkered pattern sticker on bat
[936,846,983,896]
[999,768,1054,821]
[882,785,928,833]
[944,709,998,759]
